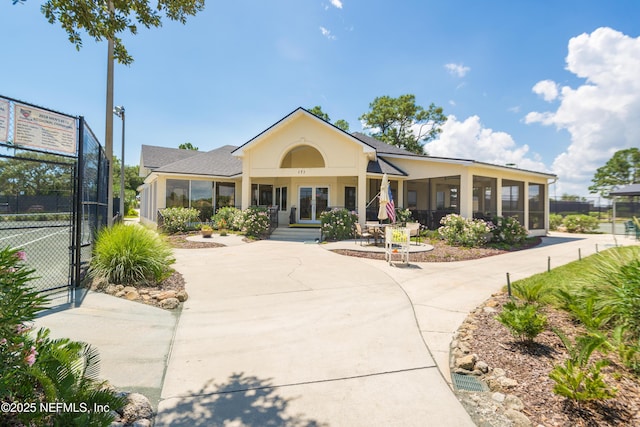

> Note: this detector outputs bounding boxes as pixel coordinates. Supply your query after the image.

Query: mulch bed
[468,294,640,427]
[330,237,541,262]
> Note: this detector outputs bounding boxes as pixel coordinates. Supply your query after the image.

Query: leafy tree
[16,0,205,65]
[589,148,640,197]
[359,94,447,154]
[0,153,73,196]
[334,119,350,131]
[307,106,350,131]
[178,142,199,150]
[308,106,330,122]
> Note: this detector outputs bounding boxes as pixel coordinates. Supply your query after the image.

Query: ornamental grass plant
[89,224,175,286]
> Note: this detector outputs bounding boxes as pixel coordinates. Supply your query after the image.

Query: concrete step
[269,226,322,242]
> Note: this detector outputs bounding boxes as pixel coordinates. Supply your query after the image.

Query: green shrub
[1,247,125,426]
[213,207,243,231]
[161,207,200,233]
[549,329,616,404]
[496,300,547,343]
[438,214,492,247]
[579,246,640,339]
[549,359,616,404]
[489,216,528,245]
[320,208,358,241]
[89,224,175,286]
[563,214,599,233]
[243,206,271,238]
[549,213,563,230]
[512,280,555,305]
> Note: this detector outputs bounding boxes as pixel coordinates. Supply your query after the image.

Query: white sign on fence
[0,99,9,142]
[13,103,77,154]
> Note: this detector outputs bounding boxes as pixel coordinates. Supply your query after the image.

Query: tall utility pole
[114,106,125,219]
[105,36,115,225]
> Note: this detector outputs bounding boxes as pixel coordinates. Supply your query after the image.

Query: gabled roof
[140,145,201,171]
[155,145,241,177]
[232,107,376,157]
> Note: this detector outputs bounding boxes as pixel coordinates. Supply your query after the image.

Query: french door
[298,186,328,222]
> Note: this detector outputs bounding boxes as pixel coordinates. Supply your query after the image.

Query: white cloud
[445,63,470,78]
[330,0,343,9]
[526,27,640,196]
[424,115,547,172]
[319,26,336,40]
[532,80,559,102]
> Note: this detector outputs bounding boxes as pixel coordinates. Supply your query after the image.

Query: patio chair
[406,222,421,245]
[624,220,635,237]
[355,223,373,246]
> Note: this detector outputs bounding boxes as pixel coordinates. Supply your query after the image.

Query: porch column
[523,182,530,230]
[241,176,251,210]
[496,178,503,217]
[459,169,474,219]
[357,172,367,224]
[396,179,404,209]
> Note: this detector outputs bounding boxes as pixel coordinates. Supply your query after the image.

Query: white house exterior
[138,108,556,236]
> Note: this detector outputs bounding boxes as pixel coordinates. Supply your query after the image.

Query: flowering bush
[213,207,244,231]
[549,214,563,231]
[395,208,413,226]
[161,207,200,233]
[1,247,125,426]
[563,214,599,233]
[320,208,358,241]
[438,214,492,247]
[243,206,271,238]
[489,216,528,245]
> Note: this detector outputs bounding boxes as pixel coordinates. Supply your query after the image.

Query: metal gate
[0,95,109,298]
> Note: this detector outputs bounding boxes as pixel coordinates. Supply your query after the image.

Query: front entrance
[298,186,328,223]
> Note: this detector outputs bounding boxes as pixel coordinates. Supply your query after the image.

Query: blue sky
[1,0,639,198]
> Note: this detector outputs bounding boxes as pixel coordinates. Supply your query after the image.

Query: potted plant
[200,224,213,238]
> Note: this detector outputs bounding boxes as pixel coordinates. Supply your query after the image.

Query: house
[138,107,556,236]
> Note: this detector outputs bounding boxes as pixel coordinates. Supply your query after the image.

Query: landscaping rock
[491,392,505,403]
[475,360,489,373]
[504,409,533,427]
[455,354,477,371]
[504,394,524,411]
[176,289,189,302]
[125,290,139,301]
[110,391,155,427]
[160,297,180,310]
[120,392,154,424]
[156,290,177,301]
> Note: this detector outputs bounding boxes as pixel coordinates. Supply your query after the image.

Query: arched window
[280,145,325,168]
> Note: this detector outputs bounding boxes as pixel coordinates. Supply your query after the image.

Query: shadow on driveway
[537,235,585,248]
[157,373,327,427]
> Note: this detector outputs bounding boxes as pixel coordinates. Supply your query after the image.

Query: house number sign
[297,169,306,175]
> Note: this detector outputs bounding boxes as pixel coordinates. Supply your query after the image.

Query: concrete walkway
[33,232,639,426]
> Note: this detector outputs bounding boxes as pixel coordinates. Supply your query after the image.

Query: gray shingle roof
[140,145,201,170]
[351,132,423,157]
[609,183,640,196]
[154,145,242,177]
[367,157,407,176]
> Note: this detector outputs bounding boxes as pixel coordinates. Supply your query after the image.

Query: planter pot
[201,230,213,238]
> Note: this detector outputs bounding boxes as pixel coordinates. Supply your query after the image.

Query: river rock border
[450,296,536,427]
[103,284,188,310]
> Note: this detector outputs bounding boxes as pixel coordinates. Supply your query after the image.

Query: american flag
[386,186,396,223]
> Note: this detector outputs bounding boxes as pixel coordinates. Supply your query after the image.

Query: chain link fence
[0,95,109,294]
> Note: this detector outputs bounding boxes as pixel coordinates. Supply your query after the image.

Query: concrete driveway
[156,240,475,426]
